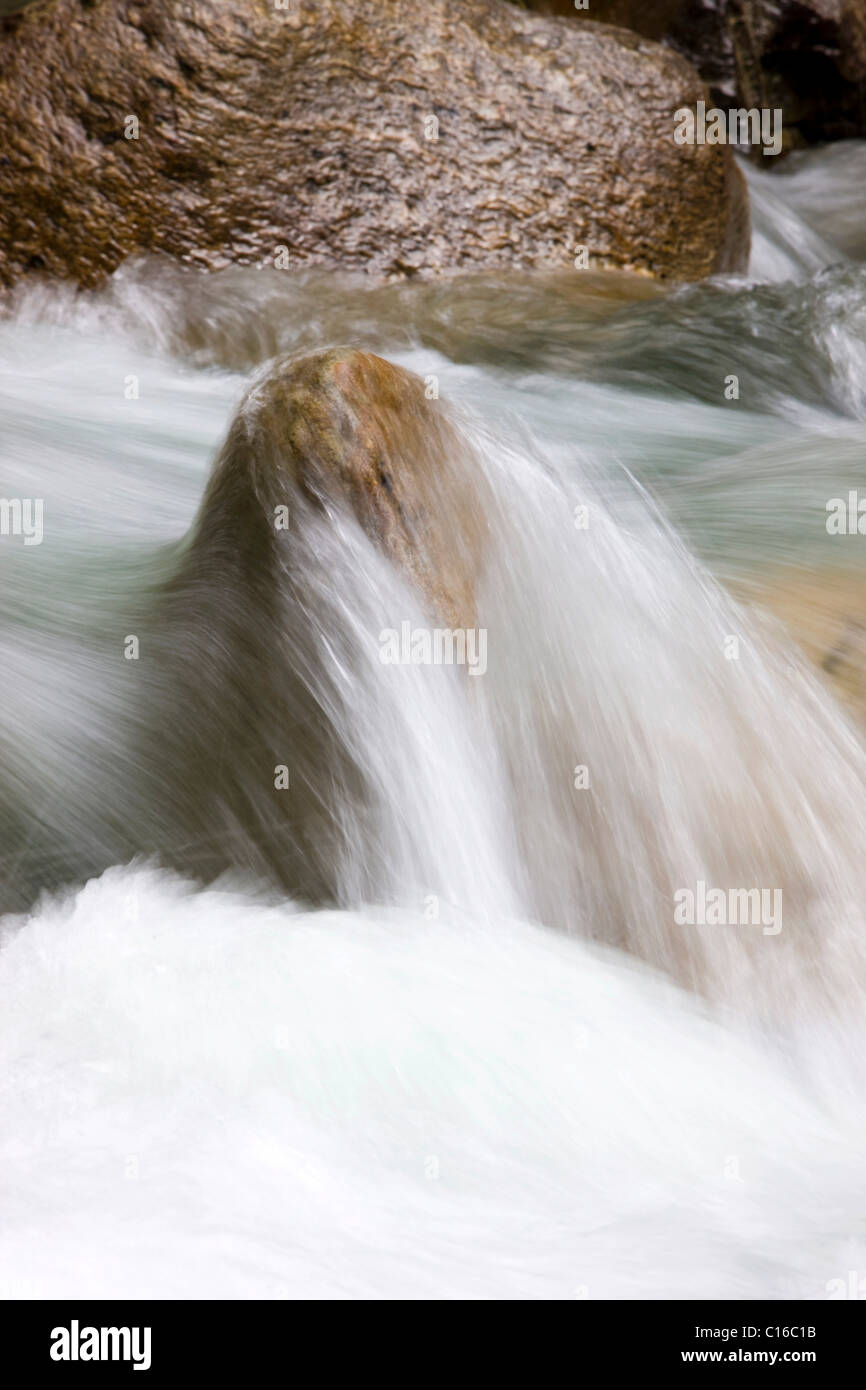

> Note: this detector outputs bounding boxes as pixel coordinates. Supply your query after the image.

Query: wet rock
[143,348,490,901]
[0,0,748,289]
[738,565,866,720]
[200,347,488,632]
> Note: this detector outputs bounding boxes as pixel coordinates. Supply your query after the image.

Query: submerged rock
[0,346,490,913]
[212,347,488,633]
[738,566,866,721]
[141,348,490,902]
[0,0,748,289]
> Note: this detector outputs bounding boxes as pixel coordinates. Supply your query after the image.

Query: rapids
[2,146,866,1299]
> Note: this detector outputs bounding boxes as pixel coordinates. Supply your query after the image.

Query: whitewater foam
[1,866,863,1300]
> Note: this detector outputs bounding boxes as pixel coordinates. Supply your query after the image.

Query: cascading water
[2,147,866,1299]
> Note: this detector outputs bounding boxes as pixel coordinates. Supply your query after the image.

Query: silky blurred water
[2,146,866,1299]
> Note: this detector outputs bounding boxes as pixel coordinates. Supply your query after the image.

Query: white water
[2,867,864,1300]
[2,147,866,1300]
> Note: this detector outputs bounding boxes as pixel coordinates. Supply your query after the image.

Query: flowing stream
[2,147,866,1299]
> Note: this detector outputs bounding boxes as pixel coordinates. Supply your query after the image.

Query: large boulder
[0,0,748,289]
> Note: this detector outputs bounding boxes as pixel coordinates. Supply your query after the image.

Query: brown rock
[0,0,749,290]
[735,564,866,722]
[141,347,491,902]
[198,346,488,632]
[519,0,686,41]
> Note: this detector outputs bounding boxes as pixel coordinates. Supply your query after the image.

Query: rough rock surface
[520,0,686,40]
[0,0,749,289]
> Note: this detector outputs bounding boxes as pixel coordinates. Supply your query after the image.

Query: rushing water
[2,147,866,1299]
